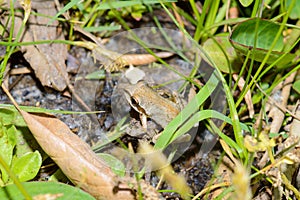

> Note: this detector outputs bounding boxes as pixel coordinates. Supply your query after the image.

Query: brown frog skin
[122,81,180,128]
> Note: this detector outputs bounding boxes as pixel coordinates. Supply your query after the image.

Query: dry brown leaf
[290,106,300,139]
[9,67,32,75]
[266,72,296,133]
[120,52,174,66]
[18,111,135,199]
[88,41,174,72]
[7,1,68,91]
[101,51,174,72]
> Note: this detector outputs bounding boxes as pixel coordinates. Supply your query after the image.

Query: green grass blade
[154,71,220,149]
[0,104,104,115]
[96,0,176,10]
[48,0,82,25]
[172,110,251,139]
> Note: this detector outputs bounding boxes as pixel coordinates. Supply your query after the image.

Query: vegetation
[0,0,299,199]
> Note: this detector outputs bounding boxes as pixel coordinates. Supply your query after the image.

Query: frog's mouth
[127,95,148,116]
[123,91,154,129]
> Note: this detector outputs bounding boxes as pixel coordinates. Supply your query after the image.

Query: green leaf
[286,0,300,19]
[14,127,44,159]
[6,125,17,147]
[97,153,125,177]
[154,71,220,149]
[231,42,295,66]
[85,70,106,80]
[131,11,143,21]
[203,34,242,73]
[239,0,254,7]
[0,108,15,126]
[0,181,95,200]
[0,125,16,183]
[83,25,121,32]
[49,169,70,182]
[231,18,283,51]
[131,4,146,20]
[230,18,295,66]
[11,151,42,182]
[292,79,300,94]
[0,104,103,115]
[0,108,26,126]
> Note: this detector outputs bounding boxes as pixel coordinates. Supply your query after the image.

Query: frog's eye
[131,96,139,107]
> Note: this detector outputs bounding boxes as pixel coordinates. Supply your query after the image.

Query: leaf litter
[4,0,68,91]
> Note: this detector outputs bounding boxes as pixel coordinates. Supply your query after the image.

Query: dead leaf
[18,111,136,199]
[90,41,174,72]
[266,71,296,133]
[290,106,300,139]
[6,1,68,91]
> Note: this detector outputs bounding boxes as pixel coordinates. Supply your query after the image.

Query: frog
[122,81,180,129]
[121,81,190,143]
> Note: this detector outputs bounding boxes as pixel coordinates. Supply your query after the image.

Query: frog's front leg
[140,113,148,129]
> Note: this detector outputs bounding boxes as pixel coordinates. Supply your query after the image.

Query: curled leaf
[81,41,173,71]
[18,110,135,199]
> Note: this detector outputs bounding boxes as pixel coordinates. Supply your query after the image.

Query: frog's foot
[152,132,161,144]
